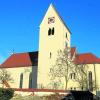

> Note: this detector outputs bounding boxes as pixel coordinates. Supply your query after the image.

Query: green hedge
[0,88,14,100]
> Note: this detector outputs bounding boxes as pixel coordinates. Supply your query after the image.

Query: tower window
[48,27,55,36]
[48,28,52,35]
[66,33,67,38]
[52,27,54,35]
[50,52,52,58]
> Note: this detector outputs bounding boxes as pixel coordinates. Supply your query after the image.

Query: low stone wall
[14,88,69,96]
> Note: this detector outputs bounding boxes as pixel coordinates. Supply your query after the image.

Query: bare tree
[75,64,96,91]
[74,64,88,90]
[0,68,13,88]
[49,48,75,90]
[48,79,63,90]
[49,48,95,91]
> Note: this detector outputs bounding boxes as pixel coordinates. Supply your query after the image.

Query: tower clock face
[48,17,55,24]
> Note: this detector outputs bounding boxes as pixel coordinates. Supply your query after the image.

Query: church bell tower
[37,4,71,88]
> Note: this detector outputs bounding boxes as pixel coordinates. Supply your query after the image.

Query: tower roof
[40,3,71,34]
[50,4,71,34]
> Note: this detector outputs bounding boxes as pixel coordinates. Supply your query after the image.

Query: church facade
[0,4,100,95]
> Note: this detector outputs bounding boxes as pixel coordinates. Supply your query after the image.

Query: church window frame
[66,33,67,38]
[52,27,54,35]
[88,71,93,91]
[48,28,52,35]
[19,73,23,88]
[50,52,52,59]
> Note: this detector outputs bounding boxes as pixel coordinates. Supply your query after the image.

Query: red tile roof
[0,52,38,68]
[74,53,100,64]
[1,48,100,68]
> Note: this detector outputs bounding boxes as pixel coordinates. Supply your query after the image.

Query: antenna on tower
[12,49,15,54]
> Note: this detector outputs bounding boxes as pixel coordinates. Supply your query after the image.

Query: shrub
[11,94,43,100]
[0,88,14,100]
[11,93,65,100]
[41,93,65,100]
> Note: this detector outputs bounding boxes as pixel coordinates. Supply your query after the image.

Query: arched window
[52,27,54,35]
[19,73,23,88]
[88,71,93,91]
[48,28,51,35]
[29,72,32,88]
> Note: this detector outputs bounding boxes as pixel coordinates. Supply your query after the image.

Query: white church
[0,4,100,95]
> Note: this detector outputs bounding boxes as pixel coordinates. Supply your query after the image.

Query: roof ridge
[11,51,38,55]
[77,52,94,55]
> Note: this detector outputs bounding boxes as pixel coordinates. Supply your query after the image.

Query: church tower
[37,4,71,88]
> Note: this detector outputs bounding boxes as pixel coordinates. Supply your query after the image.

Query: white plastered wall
[0,67,32,88]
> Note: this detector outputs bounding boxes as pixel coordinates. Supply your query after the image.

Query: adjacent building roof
[74,53,100,64]
[0,51,38,68]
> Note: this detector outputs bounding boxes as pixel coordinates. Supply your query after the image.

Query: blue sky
[0,0,100,63]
